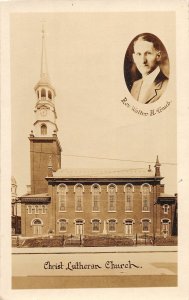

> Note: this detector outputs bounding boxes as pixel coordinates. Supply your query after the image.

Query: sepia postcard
[0,0,189,299]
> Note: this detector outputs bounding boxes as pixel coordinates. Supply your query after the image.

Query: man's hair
[132,33,162,52]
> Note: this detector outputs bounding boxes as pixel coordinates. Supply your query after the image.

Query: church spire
[34,25,56,97]
[33,26,58,138]
[40,25,49,83]
[29,26,62,195]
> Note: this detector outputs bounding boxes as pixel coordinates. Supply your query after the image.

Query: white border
[1,0,189,299]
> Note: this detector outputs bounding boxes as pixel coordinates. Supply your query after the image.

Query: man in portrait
[130,33,168,104]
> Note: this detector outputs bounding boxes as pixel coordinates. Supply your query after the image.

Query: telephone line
[62,154,176,166]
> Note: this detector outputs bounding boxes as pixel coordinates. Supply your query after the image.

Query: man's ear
[132,53,136,63]
[156,51,161,62]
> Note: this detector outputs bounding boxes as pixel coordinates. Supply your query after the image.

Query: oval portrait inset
[124,33,169,104]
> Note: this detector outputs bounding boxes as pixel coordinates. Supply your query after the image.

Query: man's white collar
[142,66,160,84]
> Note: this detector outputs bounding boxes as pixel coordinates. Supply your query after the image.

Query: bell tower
[29,27,62,195]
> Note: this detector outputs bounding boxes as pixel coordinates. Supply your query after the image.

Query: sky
[10,12,176,196]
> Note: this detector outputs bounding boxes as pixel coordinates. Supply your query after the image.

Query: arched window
[107,184,116,212]
[141,219,151,232]
[41,124,47,135]
[124,184,134,211]
[108,219,117,232]
[48,90,52,100]
[41,88,46,99]
[91,184,100,212]
[91,219,101,232]
[58,219,67,232]
[141,184,151,212]
[58,184,67,212]
[75,184,84,212]
[32,219,42,225]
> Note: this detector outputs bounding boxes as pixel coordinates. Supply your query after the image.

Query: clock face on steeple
[40,107,47,116]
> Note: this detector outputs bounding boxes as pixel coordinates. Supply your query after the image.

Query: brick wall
[30,138,61,195]
[48,182,161,237]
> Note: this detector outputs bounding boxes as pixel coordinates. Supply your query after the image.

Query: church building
[20,30,177,240]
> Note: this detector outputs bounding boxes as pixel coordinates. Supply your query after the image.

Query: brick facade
[21,173,177,238]
[29,135,61,195]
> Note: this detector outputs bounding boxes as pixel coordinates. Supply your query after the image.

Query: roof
[20,193,51,204]
[34,78,55,93]
[156,193,177,204]
[159,193,176,197]
[52,168,156,179]
[21,193,49,198]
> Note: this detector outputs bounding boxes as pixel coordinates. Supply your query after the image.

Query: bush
[155,236,177,246]
[22,236,64,247]
[83,235,134,247]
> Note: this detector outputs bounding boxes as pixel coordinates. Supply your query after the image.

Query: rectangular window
[59,220,67,232]
[92,220,100,232]
[163,205,169,214]
[75,185,84,212]
[108,220,116,232]
[41,205,47,214]
[142,185,150,212]
[142,220,150,232]
[109,195,116,211]
[76,195,83,211]
[58,185,67,212]
[27,205,32,214]
[125,194,133,211]
[142,196,150,211]
[35,205,39,214]
[92,195,100,212]
[59,195,66,211]
[108,185,116,212]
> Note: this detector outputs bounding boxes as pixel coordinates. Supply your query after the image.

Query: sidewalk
[12,245,177,254]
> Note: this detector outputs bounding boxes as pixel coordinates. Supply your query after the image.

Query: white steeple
[33,26,58,137]
[40,25,49,82]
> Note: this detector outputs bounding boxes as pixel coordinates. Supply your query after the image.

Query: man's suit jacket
[131,71,168,104]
